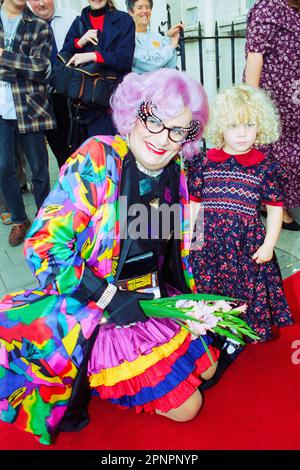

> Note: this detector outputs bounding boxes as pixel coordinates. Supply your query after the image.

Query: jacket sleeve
[0,22,52,82]
[24,137,107,297]
[260,160,285,207]
[60,15,135,73]
[187,153,204,202]
[60,17,81,55]
[245,0,281,56]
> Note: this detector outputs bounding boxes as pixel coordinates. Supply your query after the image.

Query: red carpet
[0,272,299,450]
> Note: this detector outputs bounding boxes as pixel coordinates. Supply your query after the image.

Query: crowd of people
[0,0,298,445]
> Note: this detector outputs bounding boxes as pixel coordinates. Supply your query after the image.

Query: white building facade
[164,0,257,101]
[55,0,256,101]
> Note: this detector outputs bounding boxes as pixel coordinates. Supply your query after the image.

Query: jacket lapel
[0,14,4,48]
[102,10,121,50]
[12,20,25,52]
[11,7,32,52]
[114,151,140,282]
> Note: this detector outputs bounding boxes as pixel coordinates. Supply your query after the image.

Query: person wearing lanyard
[28,0,78,169]
[0,0,54,247]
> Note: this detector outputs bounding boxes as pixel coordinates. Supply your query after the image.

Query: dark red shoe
[8,219,31,247]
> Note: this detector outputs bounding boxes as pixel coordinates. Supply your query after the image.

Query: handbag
[51,50,119,108]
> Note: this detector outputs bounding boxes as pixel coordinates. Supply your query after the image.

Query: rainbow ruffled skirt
[88,317,220,413]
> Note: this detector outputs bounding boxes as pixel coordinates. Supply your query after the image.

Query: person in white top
[126,0,183,74]
[28,0,78,52]
[28,0,79,167]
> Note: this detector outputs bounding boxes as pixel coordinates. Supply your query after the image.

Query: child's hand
[252,243,274,264]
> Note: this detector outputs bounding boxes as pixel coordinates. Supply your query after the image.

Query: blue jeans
[0,117,50,224]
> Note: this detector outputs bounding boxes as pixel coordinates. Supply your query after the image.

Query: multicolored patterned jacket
[25,135,196,304]
[0,135,196,444]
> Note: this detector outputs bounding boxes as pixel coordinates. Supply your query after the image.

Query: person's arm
[63,16,135,72]
[244,0,279,85]
[187,154,204,244]
[252,160,284,264]
[252,205,282,264]
[189,199,202,244]
[24,137,104,297]
[0,22,51,82]
[66,30,101,66]
[24,136,153,325]
[73,267,153,325]
[244,51,263,87]
[60,17,81,55]
[166,23,183,49]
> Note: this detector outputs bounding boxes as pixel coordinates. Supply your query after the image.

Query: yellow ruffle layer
[89,327,189,387]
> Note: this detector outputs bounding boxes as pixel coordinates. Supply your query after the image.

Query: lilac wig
[111,69,209,159]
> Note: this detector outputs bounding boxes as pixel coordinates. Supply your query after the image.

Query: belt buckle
[116,272,161,298]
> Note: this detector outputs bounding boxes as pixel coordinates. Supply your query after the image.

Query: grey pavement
[0,148,299,297]
[0,147,59,296]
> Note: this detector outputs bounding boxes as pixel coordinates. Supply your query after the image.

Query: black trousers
[58,325,100,432]
[46,93,71,168]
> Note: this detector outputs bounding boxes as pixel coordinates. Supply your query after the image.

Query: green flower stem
[140,294,259,344]
[199,336,215,366]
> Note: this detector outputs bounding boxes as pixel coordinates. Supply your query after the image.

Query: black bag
[51,50,119,108]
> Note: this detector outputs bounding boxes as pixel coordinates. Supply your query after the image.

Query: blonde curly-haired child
[189,84,293,349]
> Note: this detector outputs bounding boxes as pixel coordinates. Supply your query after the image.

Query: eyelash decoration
[137,100,201,143]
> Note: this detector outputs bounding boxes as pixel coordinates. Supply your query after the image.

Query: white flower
[238,303,248,313]
[213,300,233,312]
[175,300,198,309]
[175,300,221,338]
[194,301,217,317]
[186,320,210,338]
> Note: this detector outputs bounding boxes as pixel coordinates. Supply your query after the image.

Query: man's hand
[67,52,97,67]
[77,29,98,47]
[0,48,3,57]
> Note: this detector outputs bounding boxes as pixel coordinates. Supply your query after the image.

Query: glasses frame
[137,101,200,144]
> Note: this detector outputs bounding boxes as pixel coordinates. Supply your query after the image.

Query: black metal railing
[179,21,245,89]
[159,6,246,91]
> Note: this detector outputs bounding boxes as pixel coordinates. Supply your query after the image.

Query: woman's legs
[156,390,202,422]
[156,361,218,422]
[283,208,294,223]
[200,361,218,381]
[282,208,300,230]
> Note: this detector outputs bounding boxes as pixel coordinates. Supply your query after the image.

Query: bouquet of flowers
[140,293,260,346]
